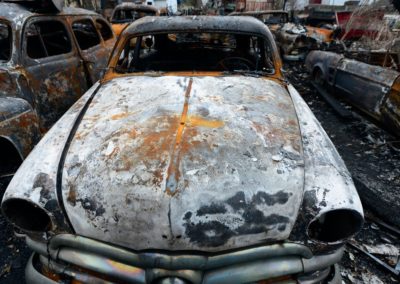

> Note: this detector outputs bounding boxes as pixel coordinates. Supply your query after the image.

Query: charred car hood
[62,76,305,251]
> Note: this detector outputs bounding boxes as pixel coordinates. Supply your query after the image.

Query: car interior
[116,32,275,73]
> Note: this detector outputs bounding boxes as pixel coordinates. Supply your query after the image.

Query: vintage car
[110,3,159,36]
[229,11,334,61]
[0,0,115,177]
[306,50,400,137]
[2,16,363,283]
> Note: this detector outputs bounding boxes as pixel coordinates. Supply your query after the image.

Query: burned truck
[306,51,400,137]
[0,0,115,177]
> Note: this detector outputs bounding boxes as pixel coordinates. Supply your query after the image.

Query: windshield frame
[108,30,282,78]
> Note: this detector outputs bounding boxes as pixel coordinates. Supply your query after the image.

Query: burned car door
[22,16,89,130]
[94,18,115,55]
[334,59,400,120]
[70,17,112,84]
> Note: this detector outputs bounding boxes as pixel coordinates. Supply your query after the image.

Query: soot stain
[197,203,227,216]
[77,198,106,217]
[33,173,54,204]
[184,221,234,247]
[183,190,290,247]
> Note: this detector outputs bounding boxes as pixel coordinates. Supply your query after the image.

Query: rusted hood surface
[62,76,305,251]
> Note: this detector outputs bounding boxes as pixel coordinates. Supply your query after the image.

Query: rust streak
[188,116,224,128]
[111,112,130,120]
[165,78,193,196]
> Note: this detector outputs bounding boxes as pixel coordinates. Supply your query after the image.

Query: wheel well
[312,66,324,79]
[0,137,23,177]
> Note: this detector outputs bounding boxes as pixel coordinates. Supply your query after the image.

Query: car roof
[0,2,97,24]
[229,10,288,16]
[123,16,274,37]
[114,3,158,12]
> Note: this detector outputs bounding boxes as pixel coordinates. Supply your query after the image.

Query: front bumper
[25,234,343,284]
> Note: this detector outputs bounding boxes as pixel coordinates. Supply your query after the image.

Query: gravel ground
[0,64,399,283]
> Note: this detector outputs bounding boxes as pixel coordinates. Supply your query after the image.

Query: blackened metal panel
[334,58,399,119]
[22,16,89,130]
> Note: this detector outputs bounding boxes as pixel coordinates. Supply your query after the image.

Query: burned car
[0,1,115,177]
[229,11,334,61]
[228,10,289,33]
[2,16,363,283]
[306,50,400,137]
[110,3,159,36]
[276,23,334,61]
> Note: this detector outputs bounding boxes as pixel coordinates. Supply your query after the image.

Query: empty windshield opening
[115,32,275,74]
[0,22,11,62]
[111,8,156,23]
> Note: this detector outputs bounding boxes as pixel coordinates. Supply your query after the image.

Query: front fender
[287,84,363,249]
[1,82,100,234]
[0,97,40,157]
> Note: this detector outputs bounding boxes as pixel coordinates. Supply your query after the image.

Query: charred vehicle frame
[0,1,115,177]
[306,50,400,137]
[228,11,335,61]
[2,16,363,284]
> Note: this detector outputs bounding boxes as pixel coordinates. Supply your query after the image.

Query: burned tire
[312,67,325,86]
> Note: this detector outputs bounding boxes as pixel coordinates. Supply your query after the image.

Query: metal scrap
[348,242,400,277]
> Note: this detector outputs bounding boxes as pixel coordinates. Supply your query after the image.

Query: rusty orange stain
[112,23,128,37]
[165,78,193,196]
[17,113,32,128]
[67,182,77,206]
[111,112,131,120]
[114,115,179,175]
[188,116,224,128]
[103,70,286,84]
[106,146,120,158]
[306,26,334,43]
[128,128,137,138]
[106,259,144,275]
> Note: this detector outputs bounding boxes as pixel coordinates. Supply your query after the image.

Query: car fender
[1,82,100,233]
[287,84,363,247]
[0,97,40,157]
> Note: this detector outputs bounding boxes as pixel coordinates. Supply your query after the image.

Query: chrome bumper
[26,234,343,284]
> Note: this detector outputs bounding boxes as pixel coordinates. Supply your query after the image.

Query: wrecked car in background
[275,22,334,61]
[2,16,363,283]
[229,10,334,61]
[228,10,289,33]
[0,0,115,177]
[110,3,159,36]
[306,50,400,137]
